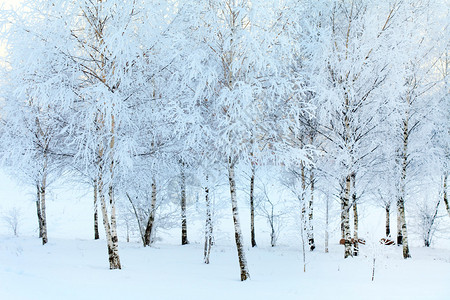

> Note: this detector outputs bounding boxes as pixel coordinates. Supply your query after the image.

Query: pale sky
[0,0,22,59]
[0,0,21,9]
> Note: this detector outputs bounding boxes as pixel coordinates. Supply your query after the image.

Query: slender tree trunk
[301,164,308,241]
[108,112,121,268]
[397,197,410,258]
[352,173,359,256]
[353,203,359,256]
[308,169,315,251]
[424,200,440,247]
[250,164,256,247]
[385,204,391,238]
[108,187,121,267]
[228,157,250,281]
[40,155,48,245]
[204,176,213,264]
[180,163,189,245]
[94,179,100,240]
[443,172,449,218]
[126,192,145,245]
[300,211,306,272]
[397,113,411,258]
[98,169,122,269]
[36,185,43,238]
[396,205,403,245]
[341,175,352,258]
[143,178,157,246]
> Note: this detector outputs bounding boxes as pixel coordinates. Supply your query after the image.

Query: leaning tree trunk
[308,169,315,251]
[40,155,48,245]
[352,173,359,256]
[397,113,411,258]
[341,174,352,258]
[228,157,250,281]
[94,179,100,240]
[204,176,213,264]
[36,184,43,239]
[385,203,391,237]
[424,200,440,247]
[143,178,157,246]
[180,163,189,245]
[250,164,257,247]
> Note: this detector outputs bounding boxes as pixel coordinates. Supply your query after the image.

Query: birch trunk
[85,0,121,269]
[396,207,403,245]
[353,203,359,256]
[424,200,440,247]
[352,173,359,256]
[250,164,256,247]
[98,169,122,269]
[308,169,315,251]
[94,179,99,240]
[108,112,121,268]
[40,155,48,245]
[126,192,145,245]
[204,176,213,264]
[397,197,410,258]
[228,157,250,281]
[143,178,157,246]
[341,175,352,258]
[270,219,276,247]
[36,185,43,239]
[443,172,449,218]
[397,111,411,258]
[180,163,189,245]
[301,164,308,241]
[385,204,391,237]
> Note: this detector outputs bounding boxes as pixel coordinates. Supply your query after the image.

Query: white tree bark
[97,167,121,269]
[143,178,157,246]
[40,154,48,245]
[180,162,189,245]
[341,175,352,258]
[308,169,315,251]
[204,175,213,264]
[94,179,99,240]
[36,184,43,239]
[228,157,250,281]
[352,173,359,256]
[250,164,256,248]
[397,107,411,258]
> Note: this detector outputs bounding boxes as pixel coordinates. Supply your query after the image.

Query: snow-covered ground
[1,237,449,300]
[0,172,449,300]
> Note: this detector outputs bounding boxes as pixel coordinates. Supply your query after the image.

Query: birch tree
[175,0,301,281]
[297,0,409,258]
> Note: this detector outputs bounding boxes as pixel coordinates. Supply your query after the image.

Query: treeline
[0,0,448,281]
